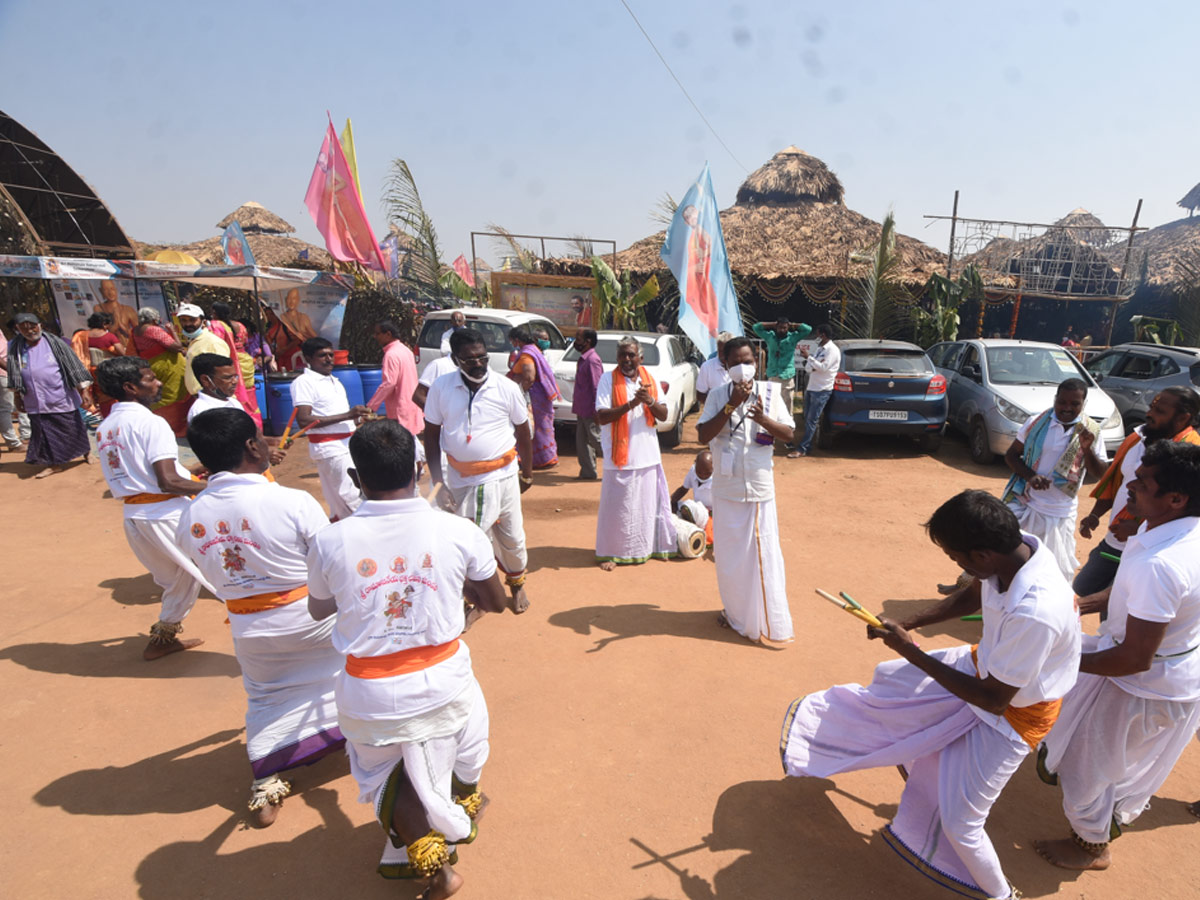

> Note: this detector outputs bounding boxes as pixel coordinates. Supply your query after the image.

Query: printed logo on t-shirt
[384,586,415,621]
[357,558,378,577]
[240,518,252,532]
[421,553,433,568]
[216,521,231,535]
[106,448,121,470]
[221,546,246,572]
[390,556,407,574]
[190,523,206,539]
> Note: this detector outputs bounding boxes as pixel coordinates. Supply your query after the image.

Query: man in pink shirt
[368,320,423,436]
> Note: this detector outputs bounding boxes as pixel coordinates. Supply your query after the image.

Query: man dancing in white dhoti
[95,357,214,660]
[308,419,510,898]
[593,336,676,570]
[781,490,1080,900]
[1033,440,1200,872]
[179,407,344,827]
[697,336,795,644]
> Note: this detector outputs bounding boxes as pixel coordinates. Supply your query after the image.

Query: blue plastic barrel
[265,372,300,436]
[254,373,267,425]
[357,364,384,412]
[333,364,364,409]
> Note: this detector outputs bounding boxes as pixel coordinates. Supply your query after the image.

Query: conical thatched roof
[1052,208,1111,246]
[547,147,944,285]
[735,146,844,206]
[215,201,296,235]
[134,234,331,269]
[1178,182,1200,214]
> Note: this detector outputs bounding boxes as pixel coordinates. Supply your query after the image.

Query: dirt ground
[2,419,1197,900]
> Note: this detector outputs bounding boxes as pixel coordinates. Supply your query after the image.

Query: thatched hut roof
[1110,215,1200,288]
[548,147,944,285]
[134,233,331,269]
[958,209,1125,297]
[215,201,296,235]
[736,146,844,206]
[1178,183,1200,215]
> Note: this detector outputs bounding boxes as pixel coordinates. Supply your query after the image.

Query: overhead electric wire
[617,0,748,173]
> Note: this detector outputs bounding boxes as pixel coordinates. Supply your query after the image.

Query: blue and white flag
[660,163,743,359]
[221,221,256,267]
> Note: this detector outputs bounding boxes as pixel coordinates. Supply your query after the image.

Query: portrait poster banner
[49,278,166,344]
[258,283,348,370]
[491,273,595,337]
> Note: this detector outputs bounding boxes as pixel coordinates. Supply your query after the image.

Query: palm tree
[842,211,912,339]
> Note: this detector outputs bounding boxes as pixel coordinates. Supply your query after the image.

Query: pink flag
[452,253,476,287]
[304,120,389,271]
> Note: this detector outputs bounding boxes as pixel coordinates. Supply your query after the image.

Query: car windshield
[562,337,660,366]
[985,346,1088,385]
[418,319,513,353]
[843,348,932,375]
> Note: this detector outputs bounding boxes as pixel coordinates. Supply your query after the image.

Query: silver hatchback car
[927,339,1125,463]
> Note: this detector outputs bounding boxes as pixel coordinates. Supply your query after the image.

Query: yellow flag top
[339,118,365,208]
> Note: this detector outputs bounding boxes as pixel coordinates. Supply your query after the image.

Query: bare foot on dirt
[1187,800,1200,818]
[423,864,463,900]
[508,586,530,614]
[716,611,731,629]
[1032,837,1110,870]
[598,560,616,572]
[35,465,66,479]
[251,800,282,828]
[143,637,204,660]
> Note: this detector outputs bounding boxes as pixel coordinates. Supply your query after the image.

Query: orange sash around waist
[446,448,517,477]
[971,645,1062,750]
[124,492,177,504]
[226,584,308,615]
[345,638,461,679]
[309,432,353,444]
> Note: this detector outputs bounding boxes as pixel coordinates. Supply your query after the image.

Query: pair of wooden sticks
[814,588,883,628]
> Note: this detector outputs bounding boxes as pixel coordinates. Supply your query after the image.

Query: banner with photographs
[49,278,168,344]
[491,273,595,336]
[258,283,349,370]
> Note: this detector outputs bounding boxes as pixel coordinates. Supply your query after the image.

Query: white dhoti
[713,495,792,643]
[123,514,214,624]
[594,464,676,564]
[781,646,1025,899]
[346,679,490,847]
[450,473,527,577]
[314,448,362,521]
[232,615,346,779]
[1041,665,1200,843]
[1009,502,1077,583]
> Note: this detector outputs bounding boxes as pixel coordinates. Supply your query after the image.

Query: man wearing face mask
[424,329,534,615]
[593,336,677,570]
[187,353,244,422]
[1000,378,1108,582]
[697,336,795,644]
[178,304,230,396]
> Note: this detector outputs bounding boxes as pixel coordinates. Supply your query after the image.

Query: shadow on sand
[548,603,767,652]
[0,635,241,679]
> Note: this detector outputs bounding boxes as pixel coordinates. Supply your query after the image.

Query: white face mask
[728,362,756,384]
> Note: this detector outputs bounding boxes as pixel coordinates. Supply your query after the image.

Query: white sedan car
[553,331,699,447]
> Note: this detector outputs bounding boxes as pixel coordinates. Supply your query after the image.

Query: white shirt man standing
[791,323,841,458]
[697,336,795,643]
[593,336,677,570]
[290,337,368,521]
[695,330,733,408]
[424,328,533,614]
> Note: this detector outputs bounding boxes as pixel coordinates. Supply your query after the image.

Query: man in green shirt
[750,318,811,428]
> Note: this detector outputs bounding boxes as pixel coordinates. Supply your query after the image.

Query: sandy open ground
[2,420,1197,899]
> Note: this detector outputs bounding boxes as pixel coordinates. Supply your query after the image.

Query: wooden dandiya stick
[282,419,318,449]
[815,588,883,628]
[278,408,299,446]
[426,481,442,507]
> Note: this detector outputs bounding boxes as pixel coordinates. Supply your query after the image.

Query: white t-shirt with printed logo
[290,369,355,460]
[177,471,331,639]
[97,401,192,521]
[307,497,497,722]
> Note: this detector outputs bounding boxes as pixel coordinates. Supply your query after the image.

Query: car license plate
[868,410,908,421]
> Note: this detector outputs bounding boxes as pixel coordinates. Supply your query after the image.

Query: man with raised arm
[179,407,343,827]
[307,420,510,898]
[424,328,533,614]
[781,490,1079,900]
[95,357,213,660]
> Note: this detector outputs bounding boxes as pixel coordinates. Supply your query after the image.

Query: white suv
[415,308,569,377]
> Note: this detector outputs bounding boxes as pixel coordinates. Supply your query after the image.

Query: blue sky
[1,0,1193,265]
